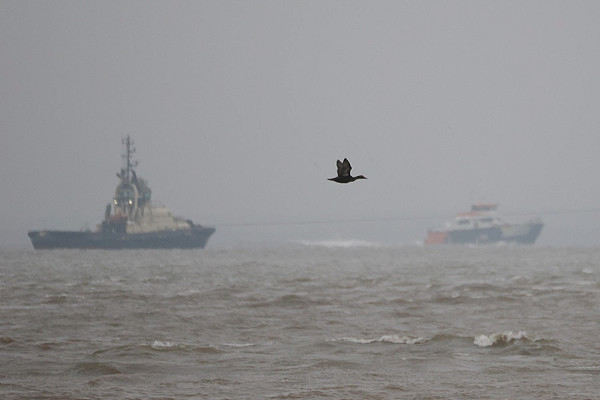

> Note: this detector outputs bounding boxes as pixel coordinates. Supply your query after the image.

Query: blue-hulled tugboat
[28,136,215,249]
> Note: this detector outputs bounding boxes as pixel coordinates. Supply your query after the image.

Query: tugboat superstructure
[28,136,215,249]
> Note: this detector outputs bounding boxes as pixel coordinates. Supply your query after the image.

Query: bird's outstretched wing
[337,158,351,177]
[337,158,351,178]
[343,158,352,173]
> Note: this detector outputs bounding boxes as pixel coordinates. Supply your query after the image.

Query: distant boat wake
[296,239,383,248]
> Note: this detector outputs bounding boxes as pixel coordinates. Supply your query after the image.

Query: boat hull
[28,225,215,250]
[426,222,543,245]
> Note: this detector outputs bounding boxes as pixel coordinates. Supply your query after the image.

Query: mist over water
[3,2,600,248]
[1,245,599,399]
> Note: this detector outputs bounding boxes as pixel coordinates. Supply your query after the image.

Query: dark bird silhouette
[328,158,367,183]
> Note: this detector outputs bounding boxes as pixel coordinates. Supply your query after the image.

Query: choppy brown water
[1,244,599,399]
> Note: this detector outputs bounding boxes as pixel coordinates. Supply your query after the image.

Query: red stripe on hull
[425,231,448,245]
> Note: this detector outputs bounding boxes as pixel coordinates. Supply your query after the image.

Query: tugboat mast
[122,135,138,183]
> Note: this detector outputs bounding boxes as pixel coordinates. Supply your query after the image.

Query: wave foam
[221,342,256,348]
[474,330,532,347]
[297,239,382,248]
[151,340,178,350]
[145,340,221,353]
[333,335,427,345]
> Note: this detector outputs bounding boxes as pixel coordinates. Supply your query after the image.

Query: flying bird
[328,158,367,183]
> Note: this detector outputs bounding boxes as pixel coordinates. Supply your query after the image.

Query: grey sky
[2,1,600,248]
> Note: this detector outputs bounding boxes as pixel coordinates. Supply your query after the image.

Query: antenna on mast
[122,135,138,183]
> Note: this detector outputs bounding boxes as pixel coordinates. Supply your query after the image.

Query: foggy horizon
[3,1,600,248]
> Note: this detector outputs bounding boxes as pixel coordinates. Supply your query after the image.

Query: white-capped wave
[151,340,177,350]
[144,340,222,353]
[333,335,427,345]
[474,330,533,347]
[297,239,382,248]
[221,342,256,348]
[581,268,593,275]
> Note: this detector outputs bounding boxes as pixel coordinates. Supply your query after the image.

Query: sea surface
[1,244,599,399]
